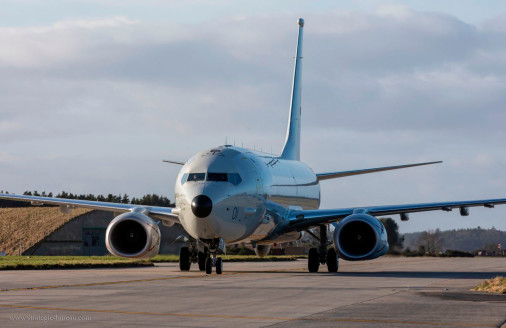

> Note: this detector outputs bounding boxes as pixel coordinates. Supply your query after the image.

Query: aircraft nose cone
[191,195,213,218]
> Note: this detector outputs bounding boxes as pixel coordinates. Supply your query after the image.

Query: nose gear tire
[205,257,213,274]
[216,257,223,274]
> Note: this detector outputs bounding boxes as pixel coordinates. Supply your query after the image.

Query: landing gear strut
[307,225,339,273]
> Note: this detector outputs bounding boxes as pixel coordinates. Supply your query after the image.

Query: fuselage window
[228,173,242,186]
[207,173,228,182]
[181,173,189,184]
[187,173,205,182]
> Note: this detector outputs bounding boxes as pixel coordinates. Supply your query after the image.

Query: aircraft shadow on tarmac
[330,271,506,279]
[224,270,505,280]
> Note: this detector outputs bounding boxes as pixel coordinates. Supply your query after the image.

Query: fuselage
[175,145,319,244]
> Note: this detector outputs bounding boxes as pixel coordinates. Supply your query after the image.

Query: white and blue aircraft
[1,18,505,274]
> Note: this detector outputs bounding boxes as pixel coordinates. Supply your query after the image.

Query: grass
[0,256,153,270]
[472,276,506,294]
[152,254,306,262]
[0,254,304,270]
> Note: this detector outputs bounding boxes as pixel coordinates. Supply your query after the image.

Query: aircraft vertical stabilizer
[280,18,304,161]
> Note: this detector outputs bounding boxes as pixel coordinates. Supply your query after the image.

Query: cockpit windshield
[207,173,228,182]
[182,172,242,185]
[187,173,205,182]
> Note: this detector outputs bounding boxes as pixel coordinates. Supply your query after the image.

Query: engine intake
[333,213,388,261]
[106,212,161,259]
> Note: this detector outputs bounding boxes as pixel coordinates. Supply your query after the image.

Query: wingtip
[162,160,185,165]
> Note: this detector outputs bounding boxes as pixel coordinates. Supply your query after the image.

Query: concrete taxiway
[0,257,505,327]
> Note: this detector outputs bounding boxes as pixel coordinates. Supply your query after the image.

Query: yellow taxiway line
[0,268,306,293]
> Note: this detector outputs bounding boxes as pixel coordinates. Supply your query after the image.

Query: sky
[1,1,506,233]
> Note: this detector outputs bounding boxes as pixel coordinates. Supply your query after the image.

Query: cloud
[1,6,506,232]
[0,17,138,68]
[0,151,19,163]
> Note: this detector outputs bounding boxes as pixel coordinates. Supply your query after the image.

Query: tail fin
[280,18,304,161]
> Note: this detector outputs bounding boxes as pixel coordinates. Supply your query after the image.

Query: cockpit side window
[228,173,242,186]
[181,173,189,184]
[187,173,205,182]
[207,173,228,182]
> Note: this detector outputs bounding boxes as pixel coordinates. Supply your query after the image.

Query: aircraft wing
[0,193,180,224]
[316,161,442,181]
[285,197,506,232]
[162,160,185,165]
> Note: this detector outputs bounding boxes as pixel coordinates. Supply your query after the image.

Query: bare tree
[417,229,443,254]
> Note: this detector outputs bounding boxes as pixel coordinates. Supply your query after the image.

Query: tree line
[371,219,505,255]
[403,226,506,254]
[0,190,174,207]
[299,216,504,256]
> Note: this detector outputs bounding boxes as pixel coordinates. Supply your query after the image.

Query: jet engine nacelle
[105,212,161,259]
[333,213,388,261]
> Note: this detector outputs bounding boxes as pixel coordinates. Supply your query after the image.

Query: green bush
[441,250,474,257]
[226,246,255,255]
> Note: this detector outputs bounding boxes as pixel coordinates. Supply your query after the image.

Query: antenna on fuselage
[280,18,304,161]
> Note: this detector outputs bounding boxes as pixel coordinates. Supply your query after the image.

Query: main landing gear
[179,238,223,274]
[179,246,191,271]
[307,225,339,273]
[198,250,207,271]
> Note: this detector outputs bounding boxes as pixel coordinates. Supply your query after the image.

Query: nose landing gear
[205,256,213,274]
[215,257,223,274]
[203,238,224,274]
[203,253,223,274]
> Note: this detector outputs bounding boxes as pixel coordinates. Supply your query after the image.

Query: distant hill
[403,227,506,252]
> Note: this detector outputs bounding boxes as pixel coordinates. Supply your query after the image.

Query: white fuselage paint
[175,145,319,244]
